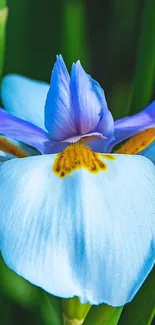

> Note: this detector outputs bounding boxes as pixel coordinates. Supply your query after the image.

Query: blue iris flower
[0,55,155,307]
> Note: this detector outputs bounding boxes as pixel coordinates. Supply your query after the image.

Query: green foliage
[0,256,39,308]
[82,304,123,325]
[0,0,6,10]
[118,268,155,325]
[61,0,89,70]
[130,0,155,114]
[0,4,7,78]
[40,293,63,325]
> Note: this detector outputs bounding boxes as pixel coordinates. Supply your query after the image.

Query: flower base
[63,314,84,325]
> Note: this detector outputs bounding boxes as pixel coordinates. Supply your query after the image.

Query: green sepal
[82,304,123,325]
[118,268,155,325]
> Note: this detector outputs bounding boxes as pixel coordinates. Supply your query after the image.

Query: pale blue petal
[0,150,13,162]
[138,141,155,164]
[45,55,77,140]
[0,154,154,306]
[1,74,49,130]
[71,61,114,137]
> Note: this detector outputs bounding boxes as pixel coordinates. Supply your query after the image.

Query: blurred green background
[0,0,155,324]
[3,0,155,120]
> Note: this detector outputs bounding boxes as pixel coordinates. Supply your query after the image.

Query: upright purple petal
[0,109,49,153]
[71,61,114,137]
[45,55,77,140]
[108,100,155,151]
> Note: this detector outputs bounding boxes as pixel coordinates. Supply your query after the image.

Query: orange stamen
[116,128,155,154]
[53,142,116,178]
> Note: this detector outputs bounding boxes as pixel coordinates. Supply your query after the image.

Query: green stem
[62,297,90,323]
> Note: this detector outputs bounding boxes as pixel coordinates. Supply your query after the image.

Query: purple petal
[45,55,77,140]
[0,109,49,153]
[108,100,155,151]
[71,61,114,137]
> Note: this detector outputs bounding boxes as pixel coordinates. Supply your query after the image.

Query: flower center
[53,142,116,178]
[117,127,155,154]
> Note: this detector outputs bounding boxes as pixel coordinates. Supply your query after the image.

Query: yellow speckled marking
[53,143,116,178]
[0,137,28,158]
[116,128,155,154]
[101,154,116,160]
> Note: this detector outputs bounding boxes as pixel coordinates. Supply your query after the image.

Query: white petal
[0,154,155,306]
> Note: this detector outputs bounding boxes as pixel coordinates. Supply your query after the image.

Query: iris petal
[0,154,154,306]
[45,55,77,140]
[0,150,13,162]
[116,128,155,164]
[71,61,113,137]
[138,141,155,164]
[0,109,49,153]
[1,74,49,130]
[108,101,155,152]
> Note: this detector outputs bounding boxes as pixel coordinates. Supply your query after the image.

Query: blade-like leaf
[0,5,8,79]
[82,304,123,325]
[0,256,39,308]
[118,268,155,325]
[61,0,89,69]
[40,293,63,325]
[130,0,155,114]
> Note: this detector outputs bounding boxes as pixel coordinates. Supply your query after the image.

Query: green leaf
[0,294,13,325]
[108,81,133,120]
[61,0,90,70]
[130,0,155,114]
[118,268,155,325]
[82,304,123,325]
[40,293,63,325]
[0,5,7,79]
[0,256,39,308]
[0,0,6,10]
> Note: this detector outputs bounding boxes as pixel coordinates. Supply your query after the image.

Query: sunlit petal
[0,153,154,306]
